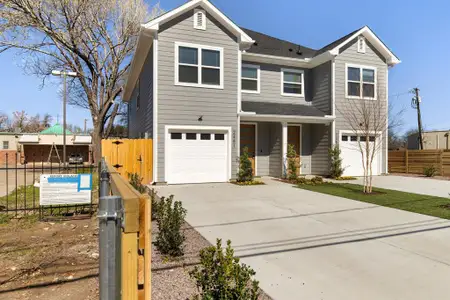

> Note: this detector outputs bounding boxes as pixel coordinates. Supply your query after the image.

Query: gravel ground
[152,221,272,300]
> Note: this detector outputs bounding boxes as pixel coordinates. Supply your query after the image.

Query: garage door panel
[167,130,228,184]
[340,134,380,177]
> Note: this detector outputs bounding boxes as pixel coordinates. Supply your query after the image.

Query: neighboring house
[123,0,400,184]
[0,132,22,165]
[407,130,450,150]
[18,124,92,163]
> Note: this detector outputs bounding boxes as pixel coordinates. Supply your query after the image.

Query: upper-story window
[2,141,9,149]
[281,68,304,97]
[241,64,260,93]
[175,42,223,89]
[346,64,376,99]
[136,79,140,111]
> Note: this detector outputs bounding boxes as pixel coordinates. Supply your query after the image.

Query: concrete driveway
[157,179,450,300]
[347,175,450,198]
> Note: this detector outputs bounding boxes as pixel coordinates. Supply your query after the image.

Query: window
[136,79,140,110]
[281,69,304,97]
[201,133,211,140]
[186,133,197,140]
[341,135,348,142]
[215,133,225,140]
[241,64,260,93]
[171,133,182,140]
[346,65,376,99]
[350,136,358,142]
[360,136,367,142]
[2,141,9,149]
[175,42,223,88]
[369,136,376,142]
[193,9,206,30]
[357,36,366,53]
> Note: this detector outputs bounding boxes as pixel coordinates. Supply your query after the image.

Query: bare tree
[0,112,9,130]
[388,101,406,150]
[0,0,161,162]
[338,87,388,193]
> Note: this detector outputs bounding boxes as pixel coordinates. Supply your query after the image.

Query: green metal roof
[40,124,73,135]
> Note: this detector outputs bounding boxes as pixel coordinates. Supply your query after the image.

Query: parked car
[68,153,84,164]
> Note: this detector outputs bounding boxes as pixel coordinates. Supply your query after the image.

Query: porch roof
[240,101,334,124]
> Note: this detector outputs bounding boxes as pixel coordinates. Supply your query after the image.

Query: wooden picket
[388,150,450,176]
[102,139,153,184]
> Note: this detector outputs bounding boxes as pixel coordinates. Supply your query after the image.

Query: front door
[240,124,256,175]
[288,126,301,175]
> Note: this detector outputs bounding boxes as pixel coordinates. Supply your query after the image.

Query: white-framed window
[193,9,206,30]
[175,42,223,89]
[357,36,366,53]
[241,64,260,93]
[346,64,377,100]
[281,68,304,97]
[136,79,140,111]
[2,141,9,149]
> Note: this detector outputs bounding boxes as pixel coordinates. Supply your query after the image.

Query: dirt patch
[439,204,450,210]
[152,221,272,300]
[0,218,99,300]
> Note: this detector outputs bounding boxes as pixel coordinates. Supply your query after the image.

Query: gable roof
[240,27,316,59]
[143,0,254,45]
[314,27,363,57]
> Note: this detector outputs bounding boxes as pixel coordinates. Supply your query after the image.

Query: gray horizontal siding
[311,124,331,175]
[335,36,388,173]
[269,122,282,177]
[242,62,312,105]
[311,61,331,115]
[157,8,239,182]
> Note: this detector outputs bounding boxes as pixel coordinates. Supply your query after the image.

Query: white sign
[40,174,92,206]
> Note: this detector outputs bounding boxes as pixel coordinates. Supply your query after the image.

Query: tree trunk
[92,123,103,164]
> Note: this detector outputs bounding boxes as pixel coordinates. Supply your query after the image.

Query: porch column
[281,122,288,178]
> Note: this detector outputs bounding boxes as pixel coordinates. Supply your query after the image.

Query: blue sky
[1,0,449,134]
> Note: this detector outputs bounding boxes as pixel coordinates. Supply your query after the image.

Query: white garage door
[340,133,381,177]
[166,130,229,184]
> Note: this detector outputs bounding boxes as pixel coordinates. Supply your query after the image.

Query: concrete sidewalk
[338,175,450,198]
[157,179,450,300]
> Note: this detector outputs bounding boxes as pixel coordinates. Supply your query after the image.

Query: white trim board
[153,35,159,183]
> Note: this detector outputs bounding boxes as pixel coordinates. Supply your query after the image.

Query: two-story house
[123,0,400,184]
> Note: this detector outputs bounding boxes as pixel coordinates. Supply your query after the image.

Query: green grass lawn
[297,183,450,220]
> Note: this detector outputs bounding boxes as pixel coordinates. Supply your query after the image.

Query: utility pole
[52,70,78,168]
[411,88,424,150]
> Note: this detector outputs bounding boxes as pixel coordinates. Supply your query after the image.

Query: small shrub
[329,145,344,179]
[335,176,357,181]
[237,147,253,183]
[287,144,298,181]
[154,195,187,257]
[424,165,438,177]
[297,177,307,185]
[190,239,260,300]
[128,172,147,194]
[311,176,324,184]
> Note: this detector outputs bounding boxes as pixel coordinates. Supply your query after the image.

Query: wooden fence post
[405,149,409,174]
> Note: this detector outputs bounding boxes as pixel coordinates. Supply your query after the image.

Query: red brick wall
[0,150,18,165]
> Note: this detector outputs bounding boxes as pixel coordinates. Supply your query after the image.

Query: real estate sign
[39,174,92,206]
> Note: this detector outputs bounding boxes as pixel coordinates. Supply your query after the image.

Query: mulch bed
[152,221,272,300]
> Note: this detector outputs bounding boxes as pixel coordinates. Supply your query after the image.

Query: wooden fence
[388,150,450,176]
[107,162,151,300]
[102,139,153,184]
